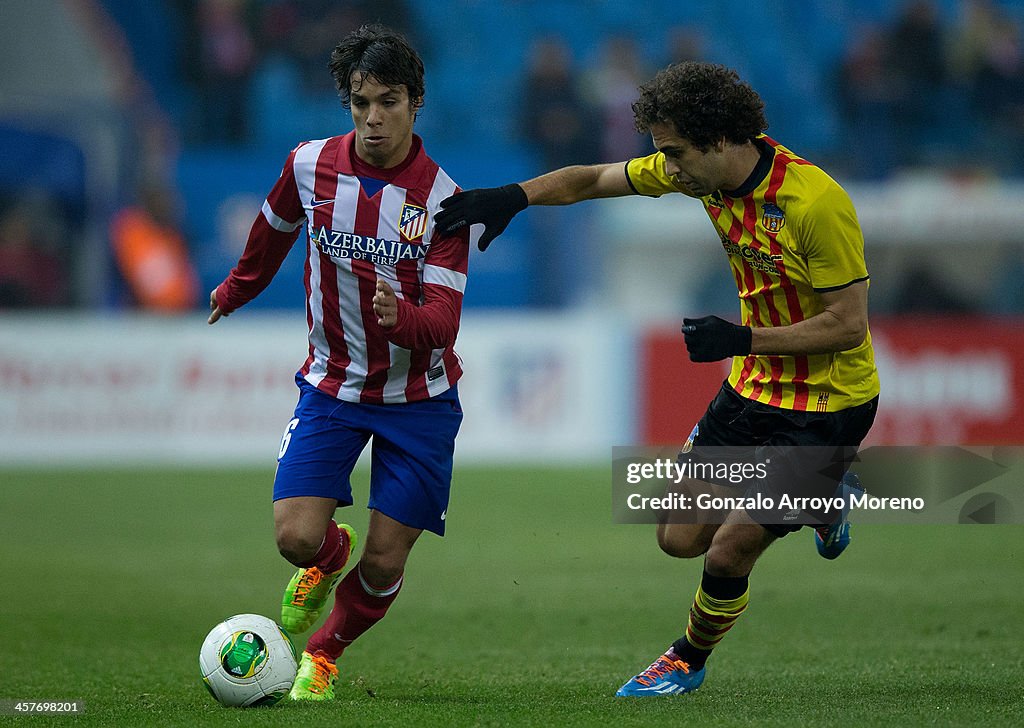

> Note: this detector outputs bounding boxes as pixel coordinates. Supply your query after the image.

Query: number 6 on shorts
[278,418,300,459]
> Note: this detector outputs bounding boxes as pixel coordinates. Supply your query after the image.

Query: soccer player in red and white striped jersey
[208,24,471,701]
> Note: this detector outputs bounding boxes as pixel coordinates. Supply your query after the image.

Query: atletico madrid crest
[399,203,428,241]
[761,202,786,233]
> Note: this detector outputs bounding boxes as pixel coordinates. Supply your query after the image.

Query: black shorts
[687,382,878,537]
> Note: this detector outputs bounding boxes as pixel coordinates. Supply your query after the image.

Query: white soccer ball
[199,614,298,707]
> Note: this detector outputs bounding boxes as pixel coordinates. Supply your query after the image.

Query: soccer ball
[199,614,298,707]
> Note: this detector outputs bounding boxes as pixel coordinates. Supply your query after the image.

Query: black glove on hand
[435,184,528,251]
[681,316,752,362]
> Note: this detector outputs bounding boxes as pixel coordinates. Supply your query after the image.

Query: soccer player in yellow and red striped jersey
[627,132,877,412]
[435,61,880,698]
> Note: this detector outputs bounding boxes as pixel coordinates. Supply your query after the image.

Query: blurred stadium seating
[5,0,1024,310]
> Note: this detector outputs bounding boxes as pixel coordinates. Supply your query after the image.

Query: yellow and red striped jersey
[626,135,879,412]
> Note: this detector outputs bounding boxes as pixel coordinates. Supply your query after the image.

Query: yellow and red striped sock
[672,572,749,669]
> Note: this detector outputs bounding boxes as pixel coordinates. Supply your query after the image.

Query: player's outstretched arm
[435,162,631,251]
[519,162,633,205]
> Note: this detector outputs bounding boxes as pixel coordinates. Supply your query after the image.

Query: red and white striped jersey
[215,132,471,404]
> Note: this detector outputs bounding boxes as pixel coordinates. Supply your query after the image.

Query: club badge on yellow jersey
[761,202,786,233]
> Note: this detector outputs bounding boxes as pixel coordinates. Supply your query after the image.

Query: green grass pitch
[2,466,1022,727]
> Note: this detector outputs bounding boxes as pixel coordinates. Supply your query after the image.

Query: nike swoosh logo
[310,196,333,207]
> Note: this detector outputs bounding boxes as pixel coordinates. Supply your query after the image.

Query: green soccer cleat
[281,524,358,634]
[288,650,338,701]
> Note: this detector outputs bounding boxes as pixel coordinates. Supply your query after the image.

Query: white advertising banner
[0,314,307,465]
[0,313,625,465]
[456,312,627,462]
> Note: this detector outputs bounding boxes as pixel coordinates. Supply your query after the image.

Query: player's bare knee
[656,524,708,559]
[704,546,741,576]
[358,555,403,588]
[358,542,406,586]
[275,524,321,566]
[704,539,759,577]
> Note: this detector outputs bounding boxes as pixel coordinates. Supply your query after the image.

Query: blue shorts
[273,376,463,536]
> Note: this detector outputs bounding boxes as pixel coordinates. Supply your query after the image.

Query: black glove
[435,184,528,251]
[681,316,752,362]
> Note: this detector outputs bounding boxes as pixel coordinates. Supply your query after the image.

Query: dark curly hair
[329,24,425,110]
[632,62,768,151]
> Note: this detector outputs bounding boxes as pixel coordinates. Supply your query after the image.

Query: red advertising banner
[639,317,1024,446]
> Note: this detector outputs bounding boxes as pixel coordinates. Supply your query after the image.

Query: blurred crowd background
[2,0,1024,315]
